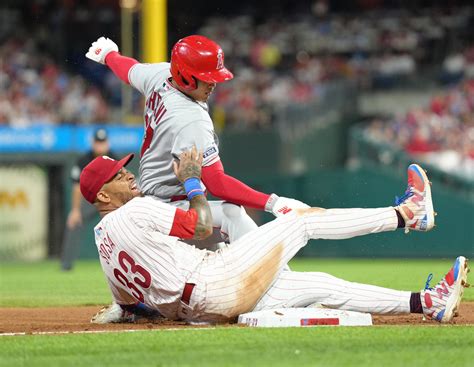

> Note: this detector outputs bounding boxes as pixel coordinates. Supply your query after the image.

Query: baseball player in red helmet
[86,35,309,250]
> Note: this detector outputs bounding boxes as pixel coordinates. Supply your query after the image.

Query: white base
[238,308,372,327]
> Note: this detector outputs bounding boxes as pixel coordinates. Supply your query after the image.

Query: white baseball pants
[183,207,411,322]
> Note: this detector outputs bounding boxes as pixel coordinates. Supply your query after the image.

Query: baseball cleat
[395,163,435,233]
[91,303,135,324]
[421,256,470,323]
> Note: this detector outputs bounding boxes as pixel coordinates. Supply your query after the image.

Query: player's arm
[202,160,310,216]
[172,124,270,209]
[66,183,83,229]
[202,160,269,209]
[66,162,84,229]
[174,124,308,217]
[171,146,213,240]
[85,37,138,84]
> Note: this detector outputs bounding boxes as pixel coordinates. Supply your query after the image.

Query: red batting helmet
[170,35,233,91]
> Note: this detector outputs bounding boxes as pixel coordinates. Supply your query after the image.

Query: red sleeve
[201,160,270,210]
[169,208,198,239]
[105,51,139,84]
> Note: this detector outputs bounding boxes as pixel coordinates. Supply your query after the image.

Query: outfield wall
[0,124,472,260]
[241,165,473,258]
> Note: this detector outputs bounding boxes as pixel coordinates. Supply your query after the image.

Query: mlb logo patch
[94,227,103,237]
[203,146,217,158]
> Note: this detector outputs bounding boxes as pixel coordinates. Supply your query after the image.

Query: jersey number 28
[113,251,151,302]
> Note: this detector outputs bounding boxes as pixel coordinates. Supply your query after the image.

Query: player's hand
[173,146,203,183]
[85,36,119,65]
[265,194,310,217]
[66,208,82,229]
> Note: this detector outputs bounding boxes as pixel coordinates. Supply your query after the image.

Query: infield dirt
[1,302,473,334]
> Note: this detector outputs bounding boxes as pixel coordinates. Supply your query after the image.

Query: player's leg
[196,207,397,320]
[60,201,97,271]
[223,163,433,272]
[253,270,411,314]
[253,256,469,323]
[193,200,257,242]
[171,200,257,249]
[60,226,82,271]
[297,163,434,241]
[195,164,435,320]
[220,202,258,242]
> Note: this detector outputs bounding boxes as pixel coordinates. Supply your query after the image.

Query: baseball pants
[181,206,411,322]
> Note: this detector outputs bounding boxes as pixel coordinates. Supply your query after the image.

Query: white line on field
[0,327,217,337]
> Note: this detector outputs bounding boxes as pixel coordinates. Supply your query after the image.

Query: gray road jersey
[129,62,220,200]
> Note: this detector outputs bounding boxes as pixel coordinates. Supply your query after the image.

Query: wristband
[264,193,279,212]
[184,177,204,200]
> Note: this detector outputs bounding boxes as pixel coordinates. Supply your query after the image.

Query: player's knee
[295,207,326,216]
[222,202,247,219]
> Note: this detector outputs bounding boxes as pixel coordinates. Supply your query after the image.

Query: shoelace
[424,273,434,290]
[394,187,414,206]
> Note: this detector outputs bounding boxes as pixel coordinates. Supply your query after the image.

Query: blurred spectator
[197,7,472,129]
[0,38,110,125]
[365,79,474,179]
[1,2,473,130]
[61,128,117,271]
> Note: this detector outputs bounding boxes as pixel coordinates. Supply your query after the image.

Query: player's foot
[421,256,470,323]
[395,163,435,233]
[91,303,135,324]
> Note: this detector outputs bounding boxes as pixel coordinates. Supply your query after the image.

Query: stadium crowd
[364,79,474,178]
[1,3,472,130]
[199,8,473,129]
[0,38,110,126]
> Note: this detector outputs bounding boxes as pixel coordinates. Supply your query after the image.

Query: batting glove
[85,36,119,65]
[265,194,310,217]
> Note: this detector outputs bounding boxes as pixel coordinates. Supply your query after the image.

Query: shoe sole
[409,164,435,231]
[441,256,470,323]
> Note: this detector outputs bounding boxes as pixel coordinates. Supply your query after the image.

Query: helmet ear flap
[178,71,197,90]
[173,65,197,90]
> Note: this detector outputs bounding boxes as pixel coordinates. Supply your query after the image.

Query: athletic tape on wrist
[184,177,204,200]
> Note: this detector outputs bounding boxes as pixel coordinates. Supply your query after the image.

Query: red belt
[170,195,187,202]
[181,283,195,305]
[170,191,207,202]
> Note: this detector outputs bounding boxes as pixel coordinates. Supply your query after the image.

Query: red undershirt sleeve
[201,160,270,210]
[105,51,139,84]
[169,208,198,239]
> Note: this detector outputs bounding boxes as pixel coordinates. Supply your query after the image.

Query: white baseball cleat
[395,163,435,233]
[421,256,470,323]
[91,303,135,324]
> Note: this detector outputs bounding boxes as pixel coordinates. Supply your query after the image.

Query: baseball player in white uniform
[79,148,469,324]
[85,35,309,249]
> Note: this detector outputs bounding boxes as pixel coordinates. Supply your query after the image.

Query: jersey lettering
[141,91,167,157]
[113,250,152,302]
[98,232,117,264]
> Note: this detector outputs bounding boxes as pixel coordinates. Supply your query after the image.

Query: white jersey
[93,196,206,319]
[94,198,413,322]
[129,63,220,200]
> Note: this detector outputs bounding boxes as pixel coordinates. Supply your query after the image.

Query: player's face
[103,168,141,206]
[188,79,216,102]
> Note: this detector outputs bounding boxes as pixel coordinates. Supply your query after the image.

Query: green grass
[1,327,473,367]
[1,258,472,307]
[1,258,473,367]
[0,260,111,307]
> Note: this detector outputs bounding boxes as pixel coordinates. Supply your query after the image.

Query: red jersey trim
[105,51,139,84]
[169,208,198,239]
[201,160,270,209]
